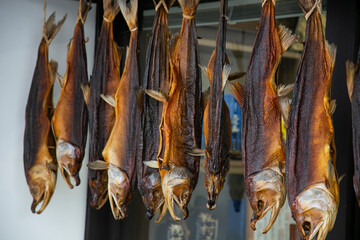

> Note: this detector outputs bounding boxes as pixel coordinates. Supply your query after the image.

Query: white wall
[0,0,96,239]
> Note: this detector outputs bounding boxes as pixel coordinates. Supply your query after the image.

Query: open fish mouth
[56,141,81,188]
[292,183,338,240]
[248,168,286,233]
[27,165,56,214]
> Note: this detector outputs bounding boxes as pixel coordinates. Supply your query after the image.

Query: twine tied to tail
[183,14,195,20]
[304,0,322,20]
[155,0,169,13]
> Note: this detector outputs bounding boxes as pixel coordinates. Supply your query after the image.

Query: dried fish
[90,0,140,220]
[84,0,122,210]
[346,60,360,207]
[147,0,203,222]
[200,0,231,210]
[137,0,174,220]
[52,0,91,189]
[227,0,296,233]
[24,1,66,214]
[286,1,339,239]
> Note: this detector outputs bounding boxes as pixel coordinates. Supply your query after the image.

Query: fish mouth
[292,183,338,240]
[204,173,226,210]
[248,169,286,233]
[27,165,57,214]
[56,141,81,188]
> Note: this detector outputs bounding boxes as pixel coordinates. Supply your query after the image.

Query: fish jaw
[141,171,164,220]
[248,168,286,233]
[27,163,57,214]
[108,165,131,220]
[89,173,108,210]
[56,140,81,188]
[292,183,338,240]
[161,166,193,221]
[204,172,226,210]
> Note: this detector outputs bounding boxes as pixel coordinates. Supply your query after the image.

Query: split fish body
[228,0,296,233]
[101,0,140,220]
[155,0,203,222]
[24,4,66,214]
[286,1,338,239]
[52,0,91,189]
[202,0,231,210]
[87,0,122,210]
[137,0,174,220]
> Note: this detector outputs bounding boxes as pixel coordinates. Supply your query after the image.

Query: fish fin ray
[143,160,159,169]
[228,72,246,81]
[227,80,244,108]
[78,0,92,23]
[326,41,337,69]
[277,84,294,97]
[346,60,358,100]
[145,89,168,102]
[278,97,291,128]
[199,64,209,79]
[88,160,109,170]
[43,7,67,45]
[80,82,90,106]
[329,99,336,115]
[202,87,210,109]
[222,64,232,91]
[277,25,297,52]
[100,94,116,108]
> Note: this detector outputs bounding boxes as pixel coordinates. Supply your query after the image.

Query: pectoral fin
[346,60,358,100]
[188,148,206,157]
[199,65,209,79]
[222,64,232,91]
[202,87,210,109]
[277,25,297,52]
[329,100,336,115]
[88,160,109,170]
[145,89,168,102]
[80,82,90,106]
[228,72,246,81]
[143,160,159,169]
[100,94,116,108]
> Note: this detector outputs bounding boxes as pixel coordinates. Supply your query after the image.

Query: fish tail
[77,0,92,23]
[118,0,138,31]
[154,0,175,12]
[277,25,297,52]
[298,0,322,20]
[42,0,67,45]
[178,0,200,13]
[103,0,120,21]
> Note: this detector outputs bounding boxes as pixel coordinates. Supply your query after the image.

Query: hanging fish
[286,0,339,239]
[52,0,91,189]
[146,0,203,222]
[227,0,296,233]
[137,0,174,220]
[346,60,360,207]
[82,0,122,210]
[89,0,140,220]
[196,0,232,210]
[24,1,66,214]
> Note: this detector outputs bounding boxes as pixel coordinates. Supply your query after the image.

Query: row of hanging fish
[227,0,339,239]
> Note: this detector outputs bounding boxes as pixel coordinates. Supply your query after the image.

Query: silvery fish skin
[86,0,122,210]
[24,4,66,214]
[154,0,203,223]
[52,0,91,189]
[202,0,231,210]
[286,1,339,239]
[346,60,360,207]
[137,0,174,220]
[227,0,296,233]
[101,0,140,220]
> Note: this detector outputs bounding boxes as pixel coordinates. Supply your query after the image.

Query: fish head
[89,171,108,210]
[56,141,82,188]
[292,184,338,240]
[141,171,164,220]
[26,162,57,214]
[107,165,131,220]
[161,166,193,221]
[248,169,286,233]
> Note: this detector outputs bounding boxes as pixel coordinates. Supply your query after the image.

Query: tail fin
[103,0,120,22]
[118,0,138,31]
[154,0,175,12]
[78,0,92,23]
[42,0,67,45]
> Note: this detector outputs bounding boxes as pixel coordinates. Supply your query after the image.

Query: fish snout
[292,183,338,240]
[204,173,225,210]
